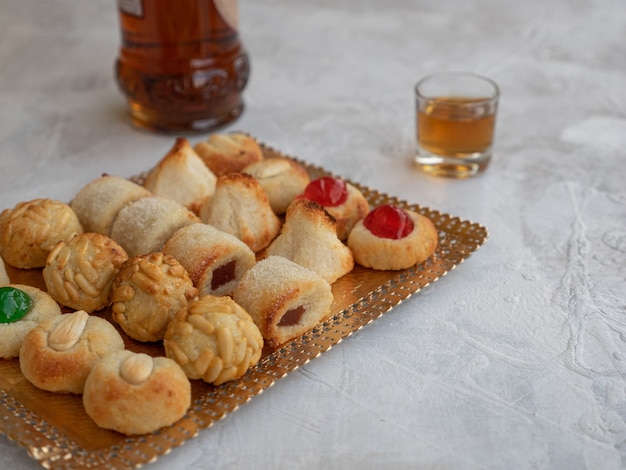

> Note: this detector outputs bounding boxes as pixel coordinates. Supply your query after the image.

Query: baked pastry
[242,157,310,214]
[233,256,334,348]
[144,137,217,214]
[347,204,439,270]
[70,175,151,236]
[110,196,200,257]
[0,198,83,269]
[199,173,281,252]
[194,132,263,176]
[163,223,256,297]
[19,310,125,394]
[43,232,128,313]
[0,256,9,285]
[265,199,354,284]
[110,252,198,342]
[83,350,191,435]
[164,295,263,385]
[0,284,62,359]
[297,176,369,240]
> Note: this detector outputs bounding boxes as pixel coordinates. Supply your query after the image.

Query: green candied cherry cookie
[0,286,33,323]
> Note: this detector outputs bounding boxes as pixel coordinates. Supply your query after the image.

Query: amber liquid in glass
[417,96,495,157]
[115,0,250,133]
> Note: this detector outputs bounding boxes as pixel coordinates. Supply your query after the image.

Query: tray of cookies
[0,135,488,469]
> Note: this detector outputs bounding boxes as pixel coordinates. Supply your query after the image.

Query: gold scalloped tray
[0,142,488,469]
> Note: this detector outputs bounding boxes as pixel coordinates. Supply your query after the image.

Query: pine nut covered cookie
[164,295,263,386]
[110,252,198,342]
[0,198,83,269]
[43,232,128,313]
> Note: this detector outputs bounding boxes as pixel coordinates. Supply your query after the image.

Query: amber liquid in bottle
[115,0,250,133]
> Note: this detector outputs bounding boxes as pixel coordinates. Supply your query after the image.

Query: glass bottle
[115,0,250,133]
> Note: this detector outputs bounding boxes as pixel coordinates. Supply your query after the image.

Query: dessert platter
[0,135,488,469]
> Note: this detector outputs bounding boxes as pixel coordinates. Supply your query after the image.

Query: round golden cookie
[242,157,310,215]
[110,196,200,257]
[70,175,151,236]
[43,232,129,313]
[193,132,263,176]
[110,252,198,342]
[0,284,62,359]
[0,256,9,285]
[0,198,83,269]
[83,350,191,435]
[347,209,439,270]
[19,310,125,394]
[164,295,263,385]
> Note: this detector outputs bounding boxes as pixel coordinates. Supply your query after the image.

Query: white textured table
[1,0,626,468]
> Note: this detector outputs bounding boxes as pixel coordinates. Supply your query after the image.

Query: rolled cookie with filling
[110,196,200,257]
[110,252,198,342]
[0,284,62,359]
[43,232,128,313]
[0,198,83,269]
[70,175,151,236]
[242,157,310,215]
[347,204,439,270]
[163,223,256,297]
[265,199,354,284]
[194,132,263,176]
[19,310,125,394]
[83,350,191,435]
[199,173,281,253]
[164,295,263,385]
[233,256,333,348]
[144,137,217,214]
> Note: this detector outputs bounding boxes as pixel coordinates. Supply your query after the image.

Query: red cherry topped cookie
[299,176,348,207]
[363,204,414,240]
[295,176,369,240]
[347,204,439,270]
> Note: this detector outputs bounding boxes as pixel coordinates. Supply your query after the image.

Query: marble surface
[1,0,626,468]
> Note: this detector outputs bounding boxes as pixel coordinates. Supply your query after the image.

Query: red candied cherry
[363,204,414,240]
[298,176,348,207]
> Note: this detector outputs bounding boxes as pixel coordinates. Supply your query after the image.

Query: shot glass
[414,71,500,178]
